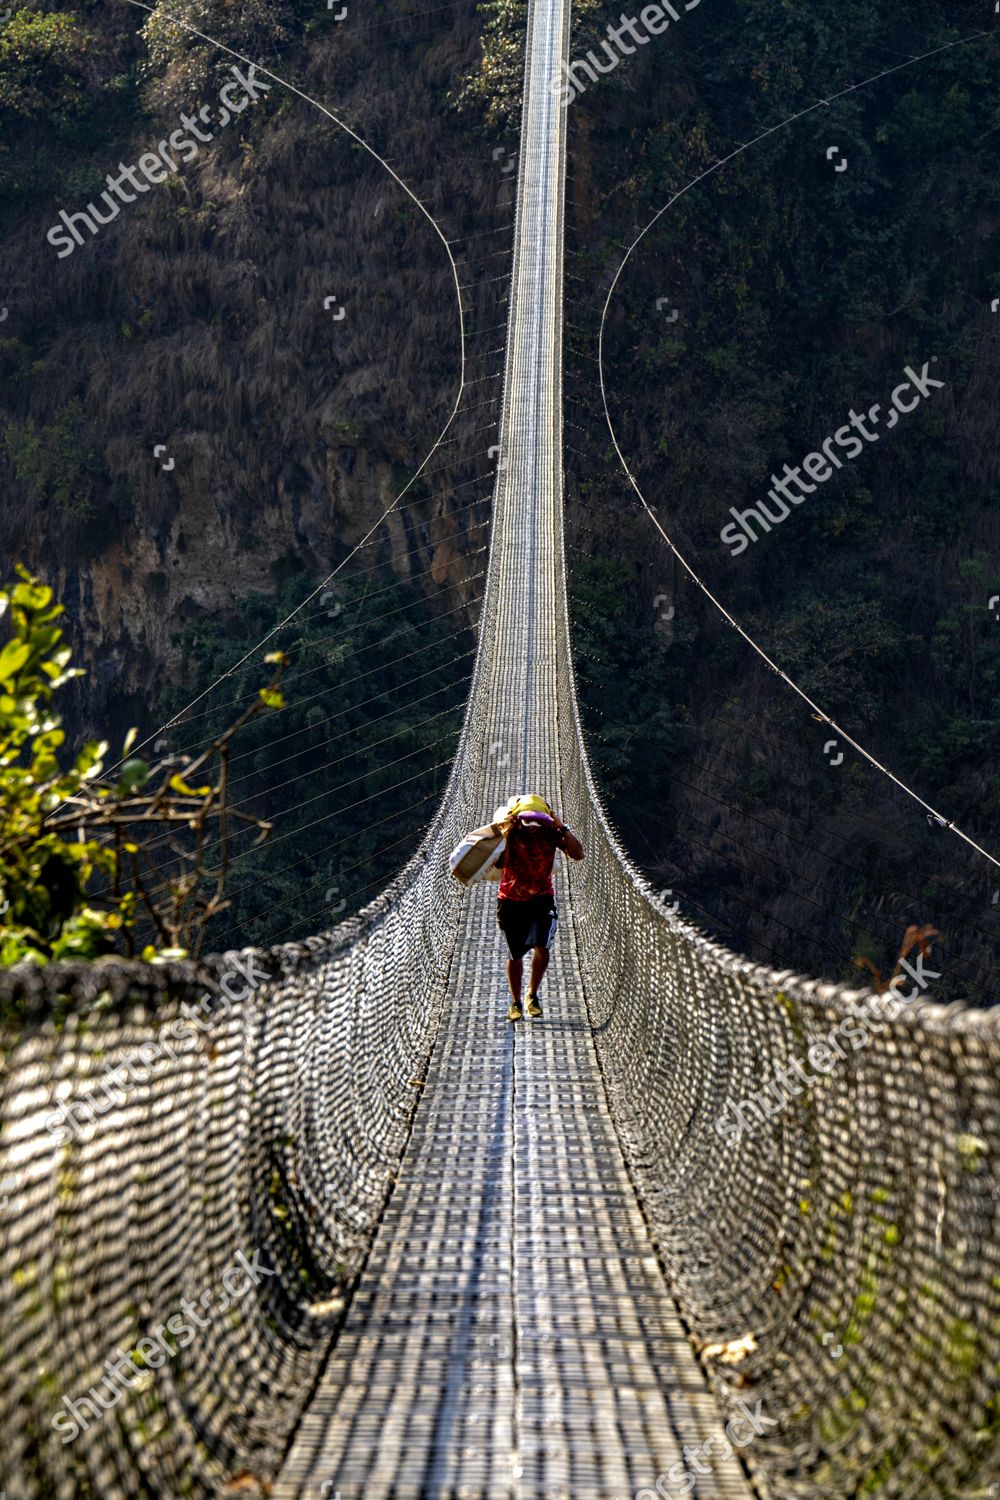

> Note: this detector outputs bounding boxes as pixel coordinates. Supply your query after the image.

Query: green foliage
[763,593,906,727]
[140,0,291,111]
[0,568,283,966]
[0,8,140,212]
[159,569,475,949]
[571,556,690,810]
[0,568,121,964]
[2,400,102,531]
[0,10,93,120]
[453,0,528,131]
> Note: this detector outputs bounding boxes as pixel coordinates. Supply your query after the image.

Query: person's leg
[529,946,549,997]
[498,898,525,1019]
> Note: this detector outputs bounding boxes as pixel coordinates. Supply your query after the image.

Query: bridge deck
[274,891,753,1499]
[275,0,755,1487]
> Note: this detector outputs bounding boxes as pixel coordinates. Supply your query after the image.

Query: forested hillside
[0,0,507,946]
[0,0,500,739]
[557,0,1000,1001]
[2,0,999,997]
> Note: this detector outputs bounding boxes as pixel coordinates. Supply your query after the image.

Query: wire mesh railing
[558,606,1000,1497]
[3,0,1000,1492]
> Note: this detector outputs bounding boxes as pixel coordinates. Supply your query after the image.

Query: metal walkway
[275,889,752,1499]
[277,0,753,1492]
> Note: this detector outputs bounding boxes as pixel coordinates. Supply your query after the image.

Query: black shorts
[496,894,559,961]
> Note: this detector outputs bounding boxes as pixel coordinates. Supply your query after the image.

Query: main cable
[596,25,1000,873]
[118,0,470,773]
[579,691,1000,962]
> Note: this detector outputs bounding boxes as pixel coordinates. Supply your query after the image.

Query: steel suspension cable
[159,602,480,756]
[580,693,1000,964]
[116,0,471,777]
[596,26,1000,874]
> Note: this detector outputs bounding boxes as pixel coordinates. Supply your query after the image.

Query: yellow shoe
[526,994,542,1018]
[508,998,523,1022]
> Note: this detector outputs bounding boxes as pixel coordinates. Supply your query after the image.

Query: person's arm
[552,815,584,862]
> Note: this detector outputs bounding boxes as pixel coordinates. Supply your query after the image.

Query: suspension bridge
[2,0,999,1496]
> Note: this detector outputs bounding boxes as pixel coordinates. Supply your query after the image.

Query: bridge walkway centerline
[273,0,755,1491]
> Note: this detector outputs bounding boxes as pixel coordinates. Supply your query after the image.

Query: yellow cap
[493,793,553,821]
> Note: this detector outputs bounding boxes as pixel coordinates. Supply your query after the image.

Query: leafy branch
[0,567,286,965]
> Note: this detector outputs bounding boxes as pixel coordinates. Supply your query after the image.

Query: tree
[0,568,283,965]
[0,10,94,121]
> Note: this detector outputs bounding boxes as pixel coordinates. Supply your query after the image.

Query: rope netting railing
[556,625,1000,1495]
[0,700,501,1498]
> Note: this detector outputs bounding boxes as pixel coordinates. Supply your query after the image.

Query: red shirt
[498,818,559,900]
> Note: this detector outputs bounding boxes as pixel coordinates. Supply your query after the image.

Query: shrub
[0,567,283,965]
[0,10,94,122]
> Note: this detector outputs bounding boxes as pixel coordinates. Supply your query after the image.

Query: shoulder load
[448,821,507,887]
[448,793,555,887]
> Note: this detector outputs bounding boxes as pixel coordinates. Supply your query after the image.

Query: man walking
[495,796,584,1022]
